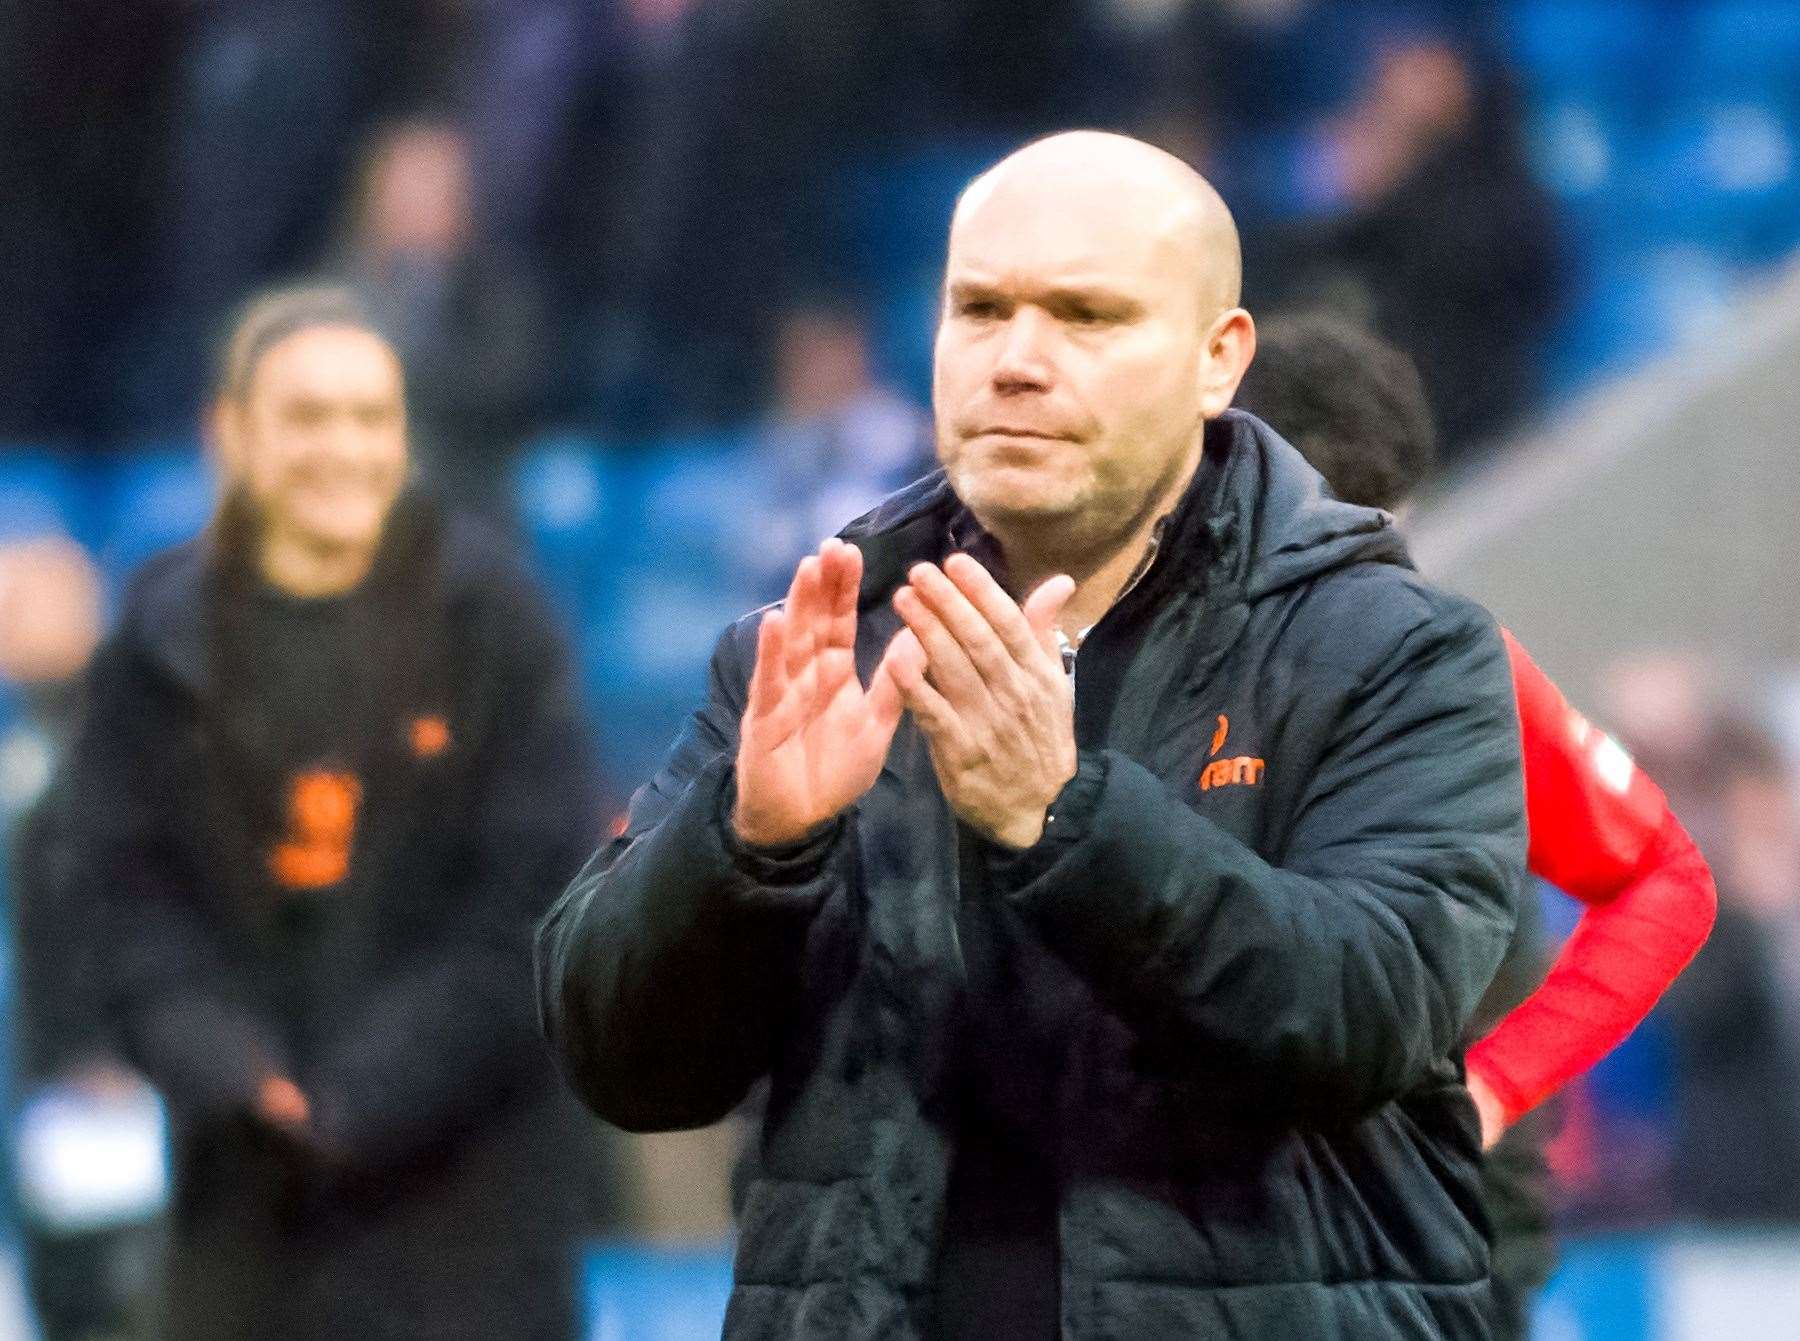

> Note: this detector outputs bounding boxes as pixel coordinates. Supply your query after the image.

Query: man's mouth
[974,427,1070,441]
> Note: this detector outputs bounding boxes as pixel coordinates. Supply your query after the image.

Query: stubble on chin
[945,448,1091,528]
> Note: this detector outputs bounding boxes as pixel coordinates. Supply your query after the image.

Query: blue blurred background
[5,1,1800,1337]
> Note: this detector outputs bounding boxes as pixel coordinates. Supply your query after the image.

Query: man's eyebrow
[1040,285,1143,314]
[946,278,1144,312]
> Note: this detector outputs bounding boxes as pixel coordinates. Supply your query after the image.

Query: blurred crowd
[1551,653,1800,1231]
[2,0,1565,488]
[3,1,1800,1337]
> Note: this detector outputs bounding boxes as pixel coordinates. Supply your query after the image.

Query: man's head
[1233,312,1437,512]
[352,120,473,261]
[0,536,102,687]
[933,131,1254,544]
[210,285,409,568]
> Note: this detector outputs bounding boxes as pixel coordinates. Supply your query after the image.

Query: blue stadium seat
[1504,0,1662,115]
[1545,245,1737,395]
[1525,100,1635,204]
[1636,99,1800,262]
[515,431,786,788]
[871,272,942,408]
[1678,1,1800,106]
[0,451,91,544]
[838,141,1010,288]
[513,436,622,622]
[99,448,216,590]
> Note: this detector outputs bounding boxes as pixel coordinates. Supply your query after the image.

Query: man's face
[220,325,408,557]
[932,179,1214,530]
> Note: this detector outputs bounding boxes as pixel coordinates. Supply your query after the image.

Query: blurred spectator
[585,0,1100,432]
[1664,717,1800,1225]
[0,538,164,1340]
[65,285,614,1339]
[119,2,380,436]
[455,0,642,254]
[1602,651,1729,844]
[737,304,933,584]
[1320,38,1566,460]
[116,2,468,439]
[337,119,549,522]
[1152,7,1564,461]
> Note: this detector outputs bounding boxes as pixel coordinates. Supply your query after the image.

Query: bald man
[540,132,1525,1339]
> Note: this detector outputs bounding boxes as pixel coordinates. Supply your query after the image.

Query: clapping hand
[732,539,916,847]
[889,553,1077,850]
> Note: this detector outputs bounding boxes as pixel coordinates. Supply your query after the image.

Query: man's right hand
[732,538,911,847]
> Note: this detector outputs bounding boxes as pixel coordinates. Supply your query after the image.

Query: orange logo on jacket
[410,715,452,759]
[270,770,362,890]
[1199,714,1265,792]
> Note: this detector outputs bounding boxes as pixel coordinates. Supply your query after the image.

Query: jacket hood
[840,408,1408,607]
[1195,409,1410,602]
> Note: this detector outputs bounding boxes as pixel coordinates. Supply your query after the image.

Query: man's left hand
[889,554,1077,849]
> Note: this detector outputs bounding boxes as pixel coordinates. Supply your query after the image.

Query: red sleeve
[1466,632,1717,1123]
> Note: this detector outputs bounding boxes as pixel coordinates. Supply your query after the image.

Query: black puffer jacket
[72,500,609,1341]
[539,412,1526,1338]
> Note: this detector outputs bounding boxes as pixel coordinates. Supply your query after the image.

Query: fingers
[820,539,862,653]
[940,553,1047,668]
[863,627,923,746]
[887,625,969,761]
[747,608,813,747]
[894,578,987,707]
[746,607,787,721]
[905,561,1020,690]
[813,541,862,709]
[1020,573,1076,658]
[782,556,821,682]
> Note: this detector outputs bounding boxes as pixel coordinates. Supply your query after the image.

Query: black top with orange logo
[241,586,370,895]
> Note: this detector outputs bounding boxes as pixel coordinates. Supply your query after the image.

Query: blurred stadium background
[4,1,1800,1337]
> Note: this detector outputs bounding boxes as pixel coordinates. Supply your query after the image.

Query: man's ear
[1198,308,1256,419]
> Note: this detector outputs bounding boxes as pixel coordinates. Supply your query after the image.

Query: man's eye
[961,300,1002,319]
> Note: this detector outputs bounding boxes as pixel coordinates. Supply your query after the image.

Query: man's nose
[991,309,1056,393]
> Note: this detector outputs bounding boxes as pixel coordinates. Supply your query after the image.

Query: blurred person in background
[0,538,163,1340]
[1663,717,1800,1225]
[118,2,383,436]
[1601,652,1730,851]
[65,284,612,1340]
[1236,311,1716,1338]
[1320,35,1565,460]
[741,302,934,586]
[1153,6,1564,462]
[115,1,483,439]
[585,0,1103,433]
[337,118,549,523]
[541,131,1527,1338]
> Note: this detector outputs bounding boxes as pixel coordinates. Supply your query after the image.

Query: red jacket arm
[1466,633,1717,1122]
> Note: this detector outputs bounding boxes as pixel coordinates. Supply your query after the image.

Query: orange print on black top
[410,715,451,759]
[1199,714,1265,792]
[270,770,362,890]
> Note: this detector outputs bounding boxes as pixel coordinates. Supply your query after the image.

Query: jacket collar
[838,409,1408,614]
